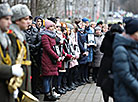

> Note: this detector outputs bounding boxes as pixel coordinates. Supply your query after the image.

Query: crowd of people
[0,2,138,102]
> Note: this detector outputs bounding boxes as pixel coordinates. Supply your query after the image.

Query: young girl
[41,20,62,101]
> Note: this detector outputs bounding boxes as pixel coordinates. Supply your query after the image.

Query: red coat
[41,34,59,76]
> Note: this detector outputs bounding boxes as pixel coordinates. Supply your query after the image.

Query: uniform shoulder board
[7,30,13,34]
[7,30,17,38]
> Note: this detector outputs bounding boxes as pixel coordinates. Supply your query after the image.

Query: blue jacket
[85,26,94,62]
[112,34,138,102]
[77,31,88,64]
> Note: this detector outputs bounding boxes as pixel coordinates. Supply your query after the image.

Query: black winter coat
[25,26,41,56]
[77,31,88,65]
[97,31,115,86]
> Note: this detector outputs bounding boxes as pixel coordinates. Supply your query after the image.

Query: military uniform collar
[9,24,26,42]
[0,30,11,49]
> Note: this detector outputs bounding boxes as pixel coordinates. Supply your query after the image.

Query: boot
[85,78,91,83]
[63,85,72,91]
[82,77,86,82]
[74,81,79,87]
[68,83,76,90]
[44,92,57,101]
[61,87,67,92]
[55,87,66,94]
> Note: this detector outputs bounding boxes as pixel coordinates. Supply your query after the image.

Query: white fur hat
[0,3,13,18]
[11,4,31,21]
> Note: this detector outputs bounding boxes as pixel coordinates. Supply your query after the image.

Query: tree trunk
[36,0,40,15]
[21,0,24,3]
[31,0,37,17]
[14,0,18,5]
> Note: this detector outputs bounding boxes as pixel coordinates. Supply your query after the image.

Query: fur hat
[124,18,138,35]
[45,19,55,29]
[0,3,13,18]
[11,4,31,21]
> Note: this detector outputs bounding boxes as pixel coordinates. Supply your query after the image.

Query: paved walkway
[38,82,113,102]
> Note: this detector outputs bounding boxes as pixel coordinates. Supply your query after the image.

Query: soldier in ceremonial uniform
[0,3,23,102]
[9,4,32,93]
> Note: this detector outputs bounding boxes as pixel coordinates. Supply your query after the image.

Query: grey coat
[92,34,104,68]
[112,34,138,102]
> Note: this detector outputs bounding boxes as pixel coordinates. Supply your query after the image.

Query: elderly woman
[92,26,104,83]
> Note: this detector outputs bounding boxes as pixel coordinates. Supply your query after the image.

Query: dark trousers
[52,76,58,88]
[31,55,42,94]
[57,72,64,87]
[84,64,89,80]
[68,67,77,86]
[78,64,86,82]
[88,62,92,79]
[73,66,79,83]
[102,91,109,102]
[92,67,100,81]
[62,68,69,87]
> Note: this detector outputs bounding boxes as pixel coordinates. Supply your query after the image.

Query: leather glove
[12,64,23,77]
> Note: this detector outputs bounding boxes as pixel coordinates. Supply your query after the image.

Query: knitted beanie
[124,18,138,35]
[45,20,55,29]
[82,17,89,23]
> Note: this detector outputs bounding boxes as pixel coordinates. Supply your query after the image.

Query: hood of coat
[34,16,43,29]
[40,29,56,38]
[113,34,138,50]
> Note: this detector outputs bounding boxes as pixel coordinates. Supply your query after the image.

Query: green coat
[9,24,32,93]
[0,30,15,102]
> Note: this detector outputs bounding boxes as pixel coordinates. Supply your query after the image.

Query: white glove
[62,56,65,61]
[85,51,89,56]
[57,57,62,61]
[60,39,64,44]
[13,88,19,99]
[12,64,23,77]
